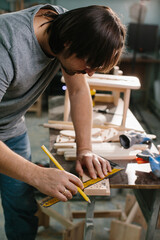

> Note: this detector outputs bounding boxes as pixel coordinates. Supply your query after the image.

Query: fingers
[54,181,78,202]
[56,171,84,202]
[37,168,83,202]
[92,155,105,179]
[75,160,84,177]
[67,171,84,190]
[77,153,112,179]
[105,159,112,172]
[61,188,73,200]
[56,191,68,202]
[85,154,97,179]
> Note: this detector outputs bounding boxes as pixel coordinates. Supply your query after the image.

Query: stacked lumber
[53,127,148,161]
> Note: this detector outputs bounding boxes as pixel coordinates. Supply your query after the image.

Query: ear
[64,41,71,49]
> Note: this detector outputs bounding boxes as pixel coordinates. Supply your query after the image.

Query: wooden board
[63,220,85,240]
[82,173,110,196]
[86,73,141,89]
[45,119,145,132]
[54,142,148,161]
[125,194,147,229]
[109,220,142,240]
[109,202,142,240]
[60,128,102,138]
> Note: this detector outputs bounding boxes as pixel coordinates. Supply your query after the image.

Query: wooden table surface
[49,128,160,190]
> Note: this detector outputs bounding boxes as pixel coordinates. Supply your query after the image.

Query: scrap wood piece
[101,128,120,142]
[57,148,75,155]
[56,135,103,143]
[60,128,102,138]
[54,142,76,149]
[82,172,110,196]
[60,130,76,138]
[48,120,73,125]
[43,123,74,130]
[56,135,75,143]
[62,143,146,161]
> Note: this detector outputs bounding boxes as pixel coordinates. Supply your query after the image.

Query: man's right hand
[34,167,84,202]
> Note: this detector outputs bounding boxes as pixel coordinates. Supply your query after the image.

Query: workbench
[47,100,160,240]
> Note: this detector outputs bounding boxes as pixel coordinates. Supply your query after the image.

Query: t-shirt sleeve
[0,47,14,102]
[51,5,68,14]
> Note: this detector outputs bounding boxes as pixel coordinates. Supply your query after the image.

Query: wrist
[77,147,92,156]
[24,160,42,188]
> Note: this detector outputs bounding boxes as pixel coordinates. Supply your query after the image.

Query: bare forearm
[0,141,84,200]
[63,72,111,178]
[0,141,39,186]
[69,84,93,153]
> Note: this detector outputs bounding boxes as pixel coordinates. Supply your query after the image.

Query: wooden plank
[94,93,114,103]
[54,142,76,149]
[86,73,141,89]
[63,220,85,240]
[82,173,110,196]
[109,220,142,240]
[125,194,147,229]
[109,202,142,240]
[46,119,144,132]
[62,142,148,161]
[38,205,74,229]
[44,123,74,130]
[72,210,122,219]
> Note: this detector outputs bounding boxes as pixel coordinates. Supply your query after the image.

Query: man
[0,4,125,239]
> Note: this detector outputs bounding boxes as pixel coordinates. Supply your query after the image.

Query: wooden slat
[72,210,122,219]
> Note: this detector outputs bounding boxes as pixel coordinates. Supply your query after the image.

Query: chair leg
[63,89,70,121]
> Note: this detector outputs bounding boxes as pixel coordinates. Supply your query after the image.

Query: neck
[33,10,56,58]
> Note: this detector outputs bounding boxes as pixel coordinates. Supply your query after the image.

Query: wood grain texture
[82,173,110,196]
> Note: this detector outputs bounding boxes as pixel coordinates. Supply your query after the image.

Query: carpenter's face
[57,53,95,76]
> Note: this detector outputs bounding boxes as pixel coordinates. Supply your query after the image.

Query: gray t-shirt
[0,4,66,141]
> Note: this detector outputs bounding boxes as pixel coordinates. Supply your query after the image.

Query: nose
[85,69,95,77]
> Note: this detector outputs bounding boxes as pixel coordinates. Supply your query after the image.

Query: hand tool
[119,131,152,149]
[41,145,91,203]
[93,106,122,116]
[136,149,160,177]
[39,158,124,208]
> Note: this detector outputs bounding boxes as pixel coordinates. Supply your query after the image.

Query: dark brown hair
[44,5,126,73]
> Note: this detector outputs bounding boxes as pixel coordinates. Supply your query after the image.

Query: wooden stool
[36,201,85,240]
[62,73,141,127]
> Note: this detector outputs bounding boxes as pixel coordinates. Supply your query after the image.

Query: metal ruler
[39,165,123,208]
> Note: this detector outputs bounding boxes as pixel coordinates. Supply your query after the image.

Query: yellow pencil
[41,145,91,203]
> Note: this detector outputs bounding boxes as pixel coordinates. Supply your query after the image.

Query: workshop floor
[0,95,160,240]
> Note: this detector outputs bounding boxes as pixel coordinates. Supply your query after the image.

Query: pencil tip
[88,199,91,203]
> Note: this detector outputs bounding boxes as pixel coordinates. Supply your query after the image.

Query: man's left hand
[76,150,112,179]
